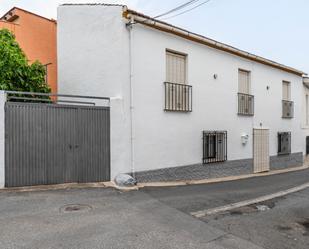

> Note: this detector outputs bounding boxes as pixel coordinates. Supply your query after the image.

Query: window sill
[238,113,254,116]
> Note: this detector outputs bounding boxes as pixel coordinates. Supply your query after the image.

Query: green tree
[0,29,50,93]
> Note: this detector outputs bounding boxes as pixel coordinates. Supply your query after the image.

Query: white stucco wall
[57,5,132,178]
[130,24,304,172]
[58,5,305,176]
[0,91,5,188]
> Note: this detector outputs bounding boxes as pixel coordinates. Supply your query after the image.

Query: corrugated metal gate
[5,102,110,187]
[253,128,270,173]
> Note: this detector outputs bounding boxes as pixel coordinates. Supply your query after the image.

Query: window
[203,131,227,164]
[282,81,293,118]
[238,69,254,115]
[278,132,291,155]
[282,81,291,101]
[165,50,192,112]
[166,50,187,84]
[238,69,250,94]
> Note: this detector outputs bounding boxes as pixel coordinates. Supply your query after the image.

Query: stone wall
[134,153,303,183]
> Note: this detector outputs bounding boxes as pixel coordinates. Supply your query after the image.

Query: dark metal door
[5,102,110,187]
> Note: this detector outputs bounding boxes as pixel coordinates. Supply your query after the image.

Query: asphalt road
[202,188,309,249]
[0,169,309,249]
[0,187,261,249]
[141,168,309,213]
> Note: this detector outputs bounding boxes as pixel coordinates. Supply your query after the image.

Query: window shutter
[166,51,186,84]
[282,81,290,101]
[238,70,250,94]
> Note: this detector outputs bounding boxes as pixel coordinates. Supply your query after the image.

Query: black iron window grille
[278,132,291,155]
[164,82,192,112]
[203,131,227,164]
[238,93,254,116]
[282,100,294,118]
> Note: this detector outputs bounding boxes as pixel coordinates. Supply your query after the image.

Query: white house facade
[58,4,307,182]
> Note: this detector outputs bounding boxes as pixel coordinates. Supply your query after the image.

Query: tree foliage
[0,29,50,93]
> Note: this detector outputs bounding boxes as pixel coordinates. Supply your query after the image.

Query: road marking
[191,182,309,218]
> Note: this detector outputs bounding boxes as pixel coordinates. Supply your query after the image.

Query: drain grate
[60,204,92,213]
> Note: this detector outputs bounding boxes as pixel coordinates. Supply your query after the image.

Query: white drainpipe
[127,16,136,178]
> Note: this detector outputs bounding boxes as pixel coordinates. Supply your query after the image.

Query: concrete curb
[104,181,139,191]
[0,165,307,193]
[191,181,309,218]
[137,165,309,188]
[0,181,139,193]
[0,182,109,193]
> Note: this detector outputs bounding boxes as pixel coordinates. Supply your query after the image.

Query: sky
[0,0,308,74]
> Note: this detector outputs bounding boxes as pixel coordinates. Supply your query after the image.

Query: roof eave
[124,9,305,77]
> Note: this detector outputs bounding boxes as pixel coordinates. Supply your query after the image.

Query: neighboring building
[0,7,57,93]
[58,4,307,182]
[302,77,309,161]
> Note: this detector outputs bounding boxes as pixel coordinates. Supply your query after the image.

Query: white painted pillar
[0,91,6,188]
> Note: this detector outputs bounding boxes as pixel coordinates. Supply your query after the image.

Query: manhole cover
[60,204,92,213]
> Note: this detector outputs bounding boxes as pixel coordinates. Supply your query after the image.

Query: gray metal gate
[5,102,110,187]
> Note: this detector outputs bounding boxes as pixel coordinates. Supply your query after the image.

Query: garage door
[5,102,110,187]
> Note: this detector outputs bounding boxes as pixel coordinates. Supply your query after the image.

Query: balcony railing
[282,100,294,118]
[238,93,254,116]
[164,82,192,112]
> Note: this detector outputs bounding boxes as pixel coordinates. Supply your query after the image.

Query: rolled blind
[166,51,186,84]
[238,70,250,94]
[282,81,291,101]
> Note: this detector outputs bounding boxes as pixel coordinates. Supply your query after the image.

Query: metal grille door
[5,102,110,187]
[253,129,270,173]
